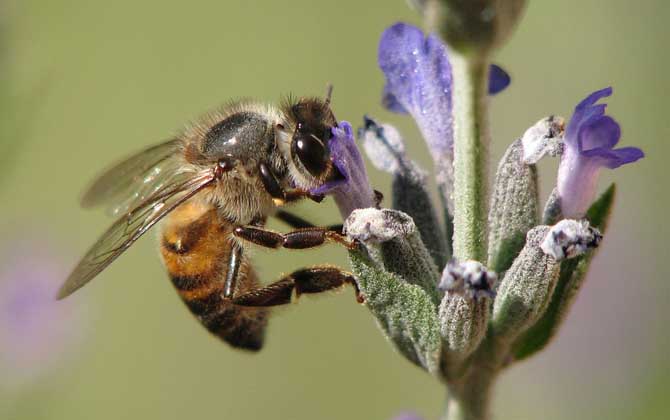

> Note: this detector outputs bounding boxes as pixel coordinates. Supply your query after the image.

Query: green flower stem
[442,340,500,420]
[441,331,515,420]
[444,383,492,420]
[451,52,491,262]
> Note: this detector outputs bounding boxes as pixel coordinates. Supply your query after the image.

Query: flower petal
[378,22,512,160]
[310,121,376,219]
[557,87,644,217]
[378,22,453,157]
[576,86,613,111]
[582,146,645,169]
[488,64,511,95]
[383,63,509,106]
[359,116,407,174]
[578,115,621,151]
[382,83,408,114]
[565,87,612,145]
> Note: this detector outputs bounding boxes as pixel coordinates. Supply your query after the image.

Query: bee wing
[80,138,182,216]
[58,169,216,299]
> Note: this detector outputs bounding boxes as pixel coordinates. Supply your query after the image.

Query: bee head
[282,96,338,187]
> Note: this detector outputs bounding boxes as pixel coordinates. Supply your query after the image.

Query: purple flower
[557,87,644,218]
[378,23,510,160]
[390,412,423,420]
[0,238,87,390]
[311,121,376,218]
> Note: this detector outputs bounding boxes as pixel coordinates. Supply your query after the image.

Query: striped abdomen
[159,201,268,351]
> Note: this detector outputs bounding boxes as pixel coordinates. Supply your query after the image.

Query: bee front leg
[230,266,363,307]
[233,225,355,250]
[258,162,323,205]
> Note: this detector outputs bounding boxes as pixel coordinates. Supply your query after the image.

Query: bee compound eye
[292,134,328,177]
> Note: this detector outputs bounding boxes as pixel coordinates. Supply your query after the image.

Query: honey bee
[58,93,364,351]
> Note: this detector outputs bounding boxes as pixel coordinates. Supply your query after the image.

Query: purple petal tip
[488,64,511,95]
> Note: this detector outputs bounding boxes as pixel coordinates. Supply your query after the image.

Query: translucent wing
[58,169,216,299]
[80,138,182,216]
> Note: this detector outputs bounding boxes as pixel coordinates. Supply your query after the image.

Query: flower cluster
[316,19,643,420]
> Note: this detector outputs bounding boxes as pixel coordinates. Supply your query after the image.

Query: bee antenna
[324,83,334,107]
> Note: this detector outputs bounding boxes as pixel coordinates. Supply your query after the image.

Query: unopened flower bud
[438,260,496,301]
[492,226,560,342]
[438,261,495,358]
[488,138,539,273]
[424,0,527,55]
[521,116,565,165]
[345,208,440,302]
[345,209,443,373]
[540,219,602,261]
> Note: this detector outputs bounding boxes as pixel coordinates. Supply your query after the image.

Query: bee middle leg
[230,265,363,307]
[274,210,343,233]
[234,225,355,250]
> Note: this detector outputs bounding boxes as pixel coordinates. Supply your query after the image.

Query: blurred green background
[1,1,668,419]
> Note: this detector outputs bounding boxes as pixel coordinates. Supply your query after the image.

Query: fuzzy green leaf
[512,184,616,360]
[349,248,442,373]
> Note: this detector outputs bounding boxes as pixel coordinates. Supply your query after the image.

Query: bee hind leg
[231,266,363,307]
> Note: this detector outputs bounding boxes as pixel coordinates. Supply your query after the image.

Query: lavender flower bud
[345,209,442,373]
[423,0,527,55]
[345,208,440,302]
[491,226,560,342]
[540,219,602,261]
[438,261,495,358]
[487,138,539,273]
[513,185,615,360]
[438,260,496,300]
